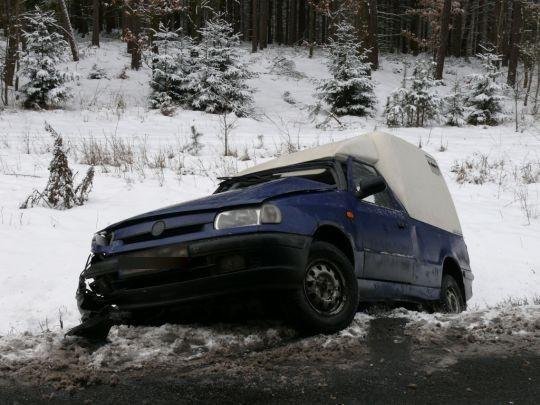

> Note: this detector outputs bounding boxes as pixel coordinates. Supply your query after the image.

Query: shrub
[20,124,94,209]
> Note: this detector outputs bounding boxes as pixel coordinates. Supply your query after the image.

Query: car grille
[118,223,205,245]
[88,248,261,294]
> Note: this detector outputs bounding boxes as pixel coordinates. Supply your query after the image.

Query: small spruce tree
[383,59,442,127]
[21,124,94,210]
[43,131,76,208]
[186,16,253,116]
[317,21,376,117]
[20,8,73,109]
[444,80,466,126]
[88,64,108,80]
[464,49,507,125]
[149,23,192,112]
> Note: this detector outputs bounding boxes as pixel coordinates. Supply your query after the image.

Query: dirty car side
[75,157,473,333]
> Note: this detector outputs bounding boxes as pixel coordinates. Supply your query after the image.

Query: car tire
[436,274,466,313]
[286,241,358,334]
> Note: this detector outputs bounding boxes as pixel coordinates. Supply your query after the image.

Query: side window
[350,161,396,210]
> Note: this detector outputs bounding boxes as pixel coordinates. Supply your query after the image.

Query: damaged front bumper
[74,232,311,330]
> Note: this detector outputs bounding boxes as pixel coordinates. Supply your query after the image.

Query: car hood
[103,177,335,231]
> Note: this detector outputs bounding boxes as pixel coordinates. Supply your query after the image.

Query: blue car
[71,132,473,339]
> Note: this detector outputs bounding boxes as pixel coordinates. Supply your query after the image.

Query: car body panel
[103,177,335,231]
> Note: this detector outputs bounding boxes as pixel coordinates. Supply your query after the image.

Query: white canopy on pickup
[236,131,462,235]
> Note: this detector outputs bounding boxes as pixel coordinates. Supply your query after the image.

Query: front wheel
[286,241,358,334]
[436,274,466,313]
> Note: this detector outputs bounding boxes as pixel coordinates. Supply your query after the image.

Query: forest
[1,1,539,87]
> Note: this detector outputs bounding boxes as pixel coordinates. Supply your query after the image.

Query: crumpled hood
[103,177,334,231]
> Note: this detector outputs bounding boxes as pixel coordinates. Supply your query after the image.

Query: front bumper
[77,232,311,318]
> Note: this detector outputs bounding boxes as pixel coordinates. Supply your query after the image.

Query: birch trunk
[57,0,79,61]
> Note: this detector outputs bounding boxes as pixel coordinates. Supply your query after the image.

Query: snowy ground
[0,306,538,393]
[0,39,539,335]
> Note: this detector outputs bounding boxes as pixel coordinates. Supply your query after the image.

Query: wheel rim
[303,261,346,316]
[445,287,461,313]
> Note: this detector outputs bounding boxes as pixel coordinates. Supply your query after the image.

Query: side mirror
[355,176,387,199]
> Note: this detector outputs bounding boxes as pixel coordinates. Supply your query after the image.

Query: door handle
[397,221,407,229]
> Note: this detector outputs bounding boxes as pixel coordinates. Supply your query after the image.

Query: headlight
[214,205,282,230]
[91,232,112,248]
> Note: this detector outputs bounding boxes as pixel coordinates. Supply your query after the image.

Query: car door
[348,159,415,284]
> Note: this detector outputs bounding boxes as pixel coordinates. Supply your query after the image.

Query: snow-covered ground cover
[1,306,537,380]
[0,313,372,377]
[0,39,539,334]
[394,303,540,342]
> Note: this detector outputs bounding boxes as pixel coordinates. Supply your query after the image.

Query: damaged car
[70,132,473,339]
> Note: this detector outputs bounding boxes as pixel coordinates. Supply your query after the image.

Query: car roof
[236,135,379,177]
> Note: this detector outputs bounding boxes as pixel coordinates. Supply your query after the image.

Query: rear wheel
[437,274,465,313]
[286,241,358,334]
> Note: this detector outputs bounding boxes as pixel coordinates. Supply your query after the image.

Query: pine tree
[464,49,507,125]
[19,8,73,109]
[186,16,253,117]
[88,64,108,80]
[43,132,77,208]
[20,124,94,210]
[406,59,442,126]
[149,23,192,111]
[383,59,442,127]
[444,80,466,126]
[317,21,376,117]
[383,87,408,127]
[74,166,95,205]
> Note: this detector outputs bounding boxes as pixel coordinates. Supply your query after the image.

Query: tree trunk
[490,0,501,48]
[308,4,314,58]
[252,0,259,52]
[450,3,463,57]
[57,0,79,61]
[92,0,100,47]
[130,15,141,70]
[276,0,283,44]
[502,0,512,65]
[288,0,297,45]
[259,0,268,49]
[367,0,379,70]
[523,64,532,106]
[478,0,487,45]
[3,0,19,89]
[533,58,540,114]
[507,0,521,86]
[435,0,452,80]
[298,0,305,41]
[466,0,479,57]
[410,0,420,56]
[125,10,132,54]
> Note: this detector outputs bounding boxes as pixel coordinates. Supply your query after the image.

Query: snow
[0,39,539,335]
[0,313,372,371]
[391,304,540,344]
[1,306,537,373]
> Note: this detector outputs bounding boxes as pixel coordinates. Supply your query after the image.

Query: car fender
[266,191,363,275]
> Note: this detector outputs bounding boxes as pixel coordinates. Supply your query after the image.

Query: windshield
[215,164,338,193]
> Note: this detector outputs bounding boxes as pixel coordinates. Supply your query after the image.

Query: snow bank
[0,312,372,373]
[391,304,540,344]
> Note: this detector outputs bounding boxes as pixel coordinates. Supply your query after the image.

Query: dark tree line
[1,0,540,103]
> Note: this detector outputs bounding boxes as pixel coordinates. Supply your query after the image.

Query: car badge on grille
[151,221,166,237]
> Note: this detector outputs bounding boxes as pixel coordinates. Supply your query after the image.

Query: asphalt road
[1,317,538,404]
